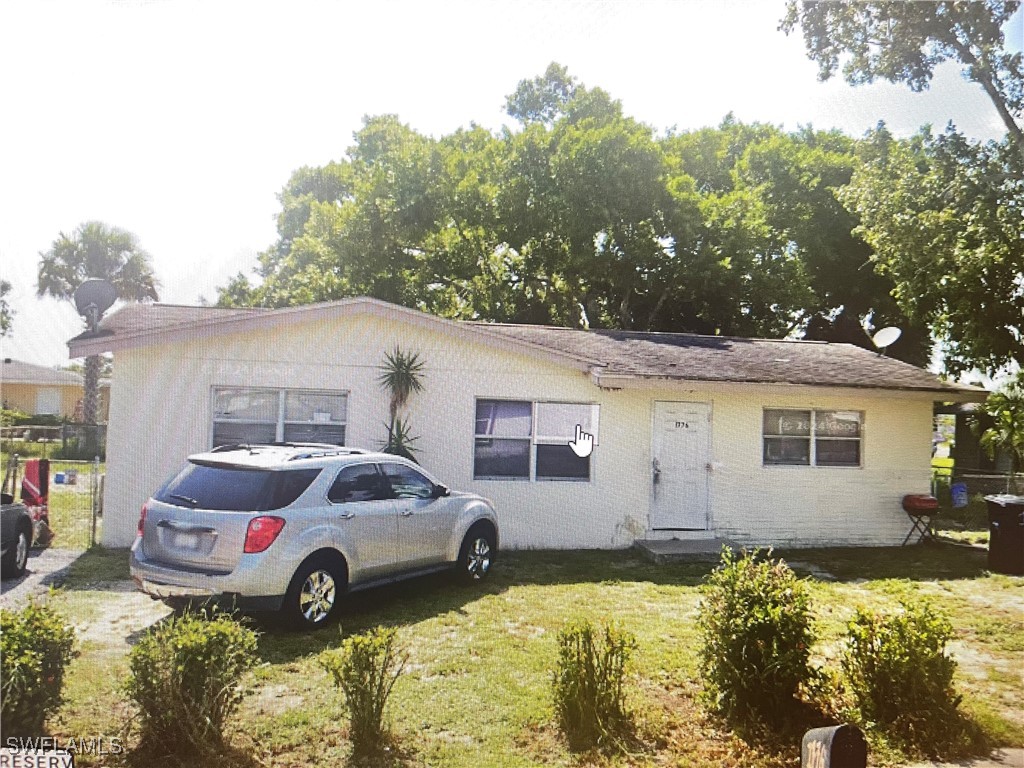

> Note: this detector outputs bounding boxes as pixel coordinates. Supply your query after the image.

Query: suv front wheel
[284,554,345,629]
[457,524,495,583]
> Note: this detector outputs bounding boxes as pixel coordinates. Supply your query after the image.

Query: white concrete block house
[68,297,986,550]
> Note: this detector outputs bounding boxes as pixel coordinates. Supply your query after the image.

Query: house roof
[475,324,984,396]
[66,298,987,399]
[1,358,85,386]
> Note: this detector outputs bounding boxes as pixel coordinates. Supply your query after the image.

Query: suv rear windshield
[155,463,321,511]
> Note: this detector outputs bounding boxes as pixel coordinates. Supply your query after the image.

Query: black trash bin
[985,495,1024,576]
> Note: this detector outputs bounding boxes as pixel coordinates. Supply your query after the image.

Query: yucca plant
[378,347,425,458]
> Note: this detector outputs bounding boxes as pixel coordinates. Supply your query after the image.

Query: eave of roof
[67,298,601,372]
[64,297,987,401]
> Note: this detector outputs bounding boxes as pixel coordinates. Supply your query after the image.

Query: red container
[902,494,939,515]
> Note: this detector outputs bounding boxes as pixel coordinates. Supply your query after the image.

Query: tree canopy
[38,221,160,425]
[219,64,1022,373]
[0,279,12,337]
[38,221,160,304]
[781,0,1024,144]
[841,125,1023,376]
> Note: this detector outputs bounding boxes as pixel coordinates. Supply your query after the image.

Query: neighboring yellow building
[1,358,110,422]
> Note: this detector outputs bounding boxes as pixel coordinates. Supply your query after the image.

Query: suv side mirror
[431,483,450,499]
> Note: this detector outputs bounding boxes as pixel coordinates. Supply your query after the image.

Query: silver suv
[130,444,499,628]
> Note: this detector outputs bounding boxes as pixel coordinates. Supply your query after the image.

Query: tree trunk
[84,355,100,425]
[83,354,100,456]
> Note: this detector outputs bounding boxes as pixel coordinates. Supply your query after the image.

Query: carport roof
[66,298,986,399]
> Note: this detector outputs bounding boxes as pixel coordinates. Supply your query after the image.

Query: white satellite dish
[871,326,902,355]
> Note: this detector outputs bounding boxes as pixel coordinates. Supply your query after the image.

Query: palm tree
[377,347,424,459]
[38,221,159,432]
[980,372,1024,494]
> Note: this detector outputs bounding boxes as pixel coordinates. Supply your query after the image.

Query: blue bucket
[951,482,969,508]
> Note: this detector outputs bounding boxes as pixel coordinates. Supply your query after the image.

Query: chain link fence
[1,454,103,550]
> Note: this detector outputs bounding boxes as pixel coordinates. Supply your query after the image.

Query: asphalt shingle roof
[1,359,84,386]
[79,301,982,397]
[473,323,975,394]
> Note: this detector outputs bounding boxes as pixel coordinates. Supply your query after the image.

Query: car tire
[283,555,345,629]
[457,524,496,583]
[1,526,31,579]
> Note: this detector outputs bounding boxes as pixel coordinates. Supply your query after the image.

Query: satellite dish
[73,278,117,331]
[871,326,902,354]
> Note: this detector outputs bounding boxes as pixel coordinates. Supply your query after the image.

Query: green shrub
[697,548,817,726]
[125,610,258,758]
[552,618,637,751]
[320,626,406,758]
[842,601,965,754]
[0,599,78,737]
[1,407,30,427]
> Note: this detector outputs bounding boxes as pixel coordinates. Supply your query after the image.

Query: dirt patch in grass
[71,581,171,650]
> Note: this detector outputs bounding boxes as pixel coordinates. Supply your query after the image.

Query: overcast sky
[1,0,1020,368]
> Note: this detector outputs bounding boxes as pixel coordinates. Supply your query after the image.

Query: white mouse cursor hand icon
[568,424,594,458]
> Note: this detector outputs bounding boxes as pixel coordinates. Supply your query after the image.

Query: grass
[19,545,1024,768]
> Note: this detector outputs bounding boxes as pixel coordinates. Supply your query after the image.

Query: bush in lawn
[125,609,258,758]
[320,626,406,759]
[0,599,78,737]
[697,548,817,727]
[842,600,966,754]
[552,618,638,751]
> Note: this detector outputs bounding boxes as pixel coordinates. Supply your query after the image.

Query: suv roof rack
[209,443,367,459]
[288,448,367,461]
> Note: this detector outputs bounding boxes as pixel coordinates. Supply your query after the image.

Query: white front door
[650,401,711,530]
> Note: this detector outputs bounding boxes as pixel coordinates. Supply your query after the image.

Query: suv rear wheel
[284,554,345,629]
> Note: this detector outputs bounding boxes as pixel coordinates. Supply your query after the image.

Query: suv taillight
[244,516,286,553]
[137,503,148,537]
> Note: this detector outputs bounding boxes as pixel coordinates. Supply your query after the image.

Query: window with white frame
[474,399,598,481]
[762,409,862,467]
[212,387,347,447]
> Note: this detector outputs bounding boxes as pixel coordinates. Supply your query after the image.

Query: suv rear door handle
[401,510,414,517]
[337,512,355,520]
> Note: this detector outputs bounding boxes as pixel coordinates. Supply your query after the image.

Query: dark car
[1,492,34,578]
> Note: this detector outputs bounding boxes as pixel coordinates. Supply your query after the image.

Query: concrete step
[634,537,737,564]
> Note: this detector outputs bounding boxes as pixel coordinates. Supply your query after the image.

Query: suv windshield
[155,463,321,511]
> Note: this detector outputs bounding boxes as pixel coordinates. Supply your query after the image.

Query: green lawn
[33,545,1024,767]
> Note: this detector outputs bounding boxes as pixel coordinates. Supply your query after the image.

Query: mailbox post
[802,724,867,768]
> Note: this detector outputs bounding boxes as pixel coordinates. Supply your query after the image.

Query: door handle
[401,510,414,517]
[337,512,355,520]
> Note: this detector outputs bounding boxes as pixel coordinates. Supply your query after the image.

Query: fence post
[2,453,21,497]
[90,455,100,548]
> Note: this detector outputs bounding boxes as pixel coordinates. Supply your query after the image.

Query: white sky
[1,0,1020,368]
